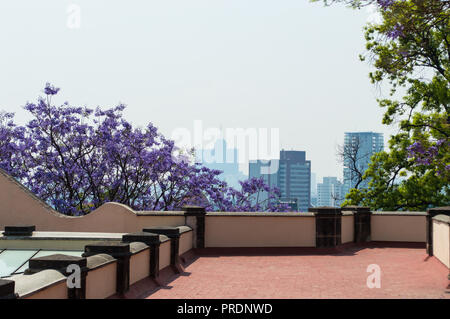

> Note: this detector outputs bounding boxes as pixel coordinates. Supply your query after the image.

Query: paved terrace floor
[126,246,450,299]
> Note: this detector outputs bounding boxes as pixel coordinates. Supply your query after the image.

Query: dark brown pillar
[25,254,88,299]
[0,279,17,299]
[143,226,183,273]
[122,232,162,281]
[309,207,342,248]
[344,206,372,243]
[426,206,450,256]
[183,206,206,249]
[83,242,131,295]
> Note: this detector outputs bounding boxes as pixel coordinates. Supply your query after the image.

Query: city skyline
[0,1,396,184]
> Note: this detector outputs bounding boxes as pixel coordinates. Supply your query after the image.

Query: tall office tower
[248,150,311,212]
[317,177,344,207]
[342,132,384,196]
[196,139,247,190]
[278,150,311,212]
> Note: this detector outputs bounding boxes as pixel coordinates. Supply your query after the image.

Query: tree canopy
[0,84,288,215]
[316,0,449,210]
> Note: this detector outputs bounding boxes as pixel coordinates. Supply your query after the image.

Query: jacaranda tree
[0,84,288,215]
[315,0,449,210]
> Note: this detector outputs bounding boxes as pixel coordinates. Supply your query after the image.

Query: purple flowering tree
[0,84,289,215]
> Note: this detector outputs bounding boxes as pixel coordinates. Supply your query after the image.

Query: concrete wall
[159,240,171,270]
[180,230,193,255]
[130,249,150,285]
[0,170,185,233]
[12,270,68,299]
[341,214,354,244]
[432,216,450,268]
[371,213,426,242]
[86,262,117,299]
[205,214,316,247]
[25,280,68,299]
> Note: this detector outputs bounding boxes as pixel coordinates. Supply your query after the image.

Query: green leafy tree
[315,0,450,210]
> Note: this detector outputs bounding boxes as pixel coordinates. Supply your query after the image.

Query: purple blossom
[44,83,60,95]
[0,84,290,215]
[387,23,404,40]
[377,0,396,10]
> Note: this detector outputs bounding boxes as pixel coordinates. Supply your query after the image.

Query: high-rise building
[278,151,311,212]
[196,139,247,189]
[342,132,384,196]
[317,177,344,207]
[249,150,311,212]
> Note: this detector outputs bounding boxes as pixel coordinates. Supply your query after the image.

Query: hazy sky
[0,0,397,182]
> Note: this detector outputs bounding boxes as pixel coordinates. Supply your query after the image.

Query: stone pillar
[25,254,88,299]
[143,226,183,273]
[183,206,206,249]
[0,279,17,299]
[426,206,450,256]
[122,232,162,281]
[2,225,35,236]
[309,207,342,248]
[83,242,131,295]
[344,206,372,243]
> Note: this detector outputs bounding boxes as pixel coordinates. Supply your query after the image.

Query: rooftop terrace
[0,170,449,299]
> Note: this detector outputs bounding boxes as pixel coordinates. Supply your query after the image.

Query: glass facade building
[342,132,384,196]
[249,150,311,212]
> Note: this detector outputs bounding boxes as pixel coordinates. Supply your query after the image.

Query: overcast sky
[0,0,397,182]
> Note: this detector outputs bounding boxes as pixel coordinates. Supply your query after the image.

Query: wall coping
[432,214,450,225]
[11,269,67,298]
[129,242,150,254]
[86,253,117,271]
[206,212,315,217]
[136,211,185,216]
[372,211,427,216]
[342,211,355,216]
[178,226,192,234]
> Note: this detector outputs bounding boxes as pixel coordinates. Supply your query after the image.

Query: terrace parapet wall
[1,203,449,298]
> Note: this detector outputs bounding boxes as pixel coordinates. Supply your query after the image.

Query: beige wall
[371,214,426,242]
[85,262,117,299]
[432,219,450,268]
[0,170,186,233]
[12,269,69,299]
[341,214,354,244]
[179,231,193,255]
[24,281,68,299]
[205,216,316,247]
[130,249,150,285]
[159,241,171,270]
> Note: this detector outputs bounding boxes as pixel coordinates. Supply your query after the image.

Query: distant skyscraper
[278,150,311,212]
[317,177,344,207]
[196,139,247,189]
[249,150,311,212]
[342,132,384,196]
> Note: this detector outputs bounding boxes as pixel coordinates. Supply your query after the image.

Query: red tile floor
[131,246,450,299]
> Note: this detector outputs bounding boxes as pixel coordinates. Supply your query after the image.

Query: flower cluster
[0,85,290,215]
[407,139,450,177]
